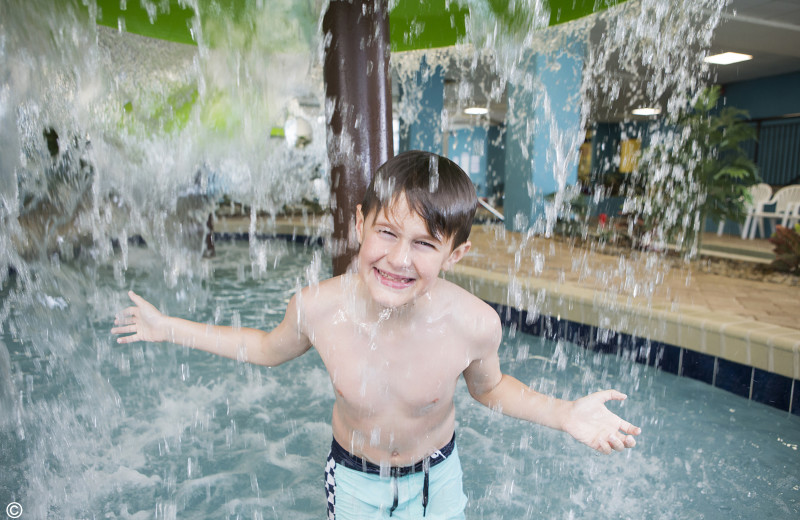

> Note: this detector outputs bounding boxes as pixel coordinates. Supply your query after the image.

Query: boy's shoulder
[432,278,501,330]
[429,279,502,356]
[298,275,349,305]
[434,276,488,308]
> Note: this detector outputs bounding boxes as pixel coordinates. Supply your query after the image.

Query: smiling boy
[113,150,640,519]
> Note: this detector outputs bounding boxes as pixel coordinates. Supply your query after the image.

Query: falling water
[2,0,798,518]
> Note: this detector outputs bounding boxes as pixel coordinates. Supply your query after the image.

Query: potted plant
[628,86,760,257]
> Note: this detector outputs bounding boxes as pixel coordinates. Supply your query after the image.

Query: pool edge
[447,264,799,416]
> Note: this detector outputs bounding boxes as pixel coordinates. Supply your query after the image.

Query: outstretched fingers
[607,434,626,452]
[113,306,138,323]
[598,389,628,403]
[596,432,637,454]
[111,313,139,342]
[578,389,643,454]
[115,330,141,343]
[596,390,642,436]
[619,418,642,437]
[128,290,147,306]
[111,323,137,334]
[609,404,642,451]
[111,291,166,344]
[112,296,143,342]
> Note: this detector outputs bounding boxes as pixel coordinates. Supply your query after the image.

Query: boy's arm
[463,313,641,454]
[112,290,312,367]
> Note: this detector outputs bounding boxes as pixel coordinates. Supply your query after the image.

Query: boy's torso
[299,274,486,466]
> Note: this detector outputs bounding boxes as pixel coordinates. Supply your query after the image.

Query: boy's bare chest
[310,313,468,413]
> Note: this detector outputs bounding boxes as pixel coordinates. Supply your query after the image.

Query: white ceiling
[433,0,800,126]
[709,0,800,84]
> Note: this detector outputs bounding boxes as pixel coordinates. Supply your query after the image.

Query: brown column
[323,0,394,276]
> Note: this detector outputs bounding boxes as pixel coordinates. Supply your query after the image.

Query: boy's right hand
[112,291,169,344]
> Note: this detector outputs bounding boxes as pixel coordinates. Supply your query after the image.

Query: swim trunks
[324,434,467,519]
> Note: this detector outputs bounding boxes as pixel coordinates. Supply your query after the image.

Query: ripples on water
[2,1,798,518]
[2,242,798,519]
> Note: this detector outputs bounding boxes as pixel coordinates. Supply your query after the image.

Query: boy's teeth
[379,269,412,282]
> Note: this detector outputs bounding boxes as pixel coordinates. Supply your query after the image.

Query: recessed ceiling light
[704,52,753,65]
[464,107,489,115]
[632,107,661,116]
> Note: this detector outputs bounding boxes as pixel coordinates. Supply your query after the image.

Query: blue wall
[447,127,488,197]
[399,58,445,154]
[724,72,800,186]
[504,46,584,231]
[723,71,800,120]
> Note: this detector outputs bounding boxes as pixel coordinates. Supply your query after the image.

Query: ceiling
[708,0,800,84]
[91,0,800,127]
[439,0,800,126]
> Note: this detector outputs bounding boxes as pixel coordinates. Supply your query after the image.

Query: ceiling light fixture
[703,52,753,65]
[464,106,488,115]
[632,107,661,116]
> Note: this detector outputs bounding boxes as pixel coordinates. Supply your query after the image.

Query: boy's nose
[386,240,411,268]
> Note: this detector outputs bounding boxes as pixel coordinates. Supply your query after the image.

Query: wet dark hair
[361,150,477,249]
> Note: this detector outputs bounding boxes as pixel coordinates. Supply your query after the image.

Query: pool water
[1,241,798,519]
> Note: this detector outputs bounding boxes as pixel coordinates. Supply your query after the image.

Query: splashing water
[4,0,792,518]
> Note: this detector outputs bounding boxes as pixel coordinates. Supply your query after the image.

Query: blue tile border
[489,303,798,416]
[682,349,716,386]
[653,344,681,375]
[715,358,752,400]
[752,368,793,411]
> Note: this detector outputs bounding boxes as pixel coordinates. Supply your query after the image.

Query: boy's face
[355,194,470,310]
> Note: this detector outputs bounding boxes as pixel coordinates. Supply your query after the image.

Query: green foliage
[769,224,800,274]
[546,190,590,237]
[636,86,760,256]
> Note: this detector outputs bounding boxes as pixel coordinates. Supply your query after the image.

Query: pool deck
[454,225,800,386]
[216,214,800,386]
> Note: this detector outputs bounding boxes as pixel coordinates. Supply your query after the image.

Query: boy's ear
[442,240,471,271]
[355,204,365,244]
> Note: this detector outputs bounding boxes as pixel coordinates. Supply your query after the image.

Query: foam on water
[3,0,797,518]
[3,241,799,518]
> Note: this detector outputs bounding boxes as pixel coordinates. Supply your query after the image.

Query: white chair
[748,184,800,239]
[738,183,773,239]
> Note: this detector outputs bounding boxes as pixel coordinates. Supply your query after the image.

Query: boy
[112,151,640,519]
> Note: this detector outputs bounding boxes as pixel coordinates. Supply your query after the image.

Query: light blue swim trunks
[324,434,467,520]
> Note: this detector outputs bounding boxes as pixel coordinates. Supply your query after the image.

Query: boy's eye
[416,240,436,249]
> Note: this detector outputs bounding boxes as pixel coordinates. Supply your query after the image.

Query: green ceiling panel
[91,0,627,50]
[94,0,197,45]
[390,0,627,52]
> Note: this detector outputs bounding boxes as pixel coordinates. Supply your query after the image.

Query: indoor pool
[1,240,799,519]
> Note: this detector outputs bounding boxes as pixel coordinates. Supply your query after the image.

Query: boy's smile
[373,267,415,289]
[355,194,470,311]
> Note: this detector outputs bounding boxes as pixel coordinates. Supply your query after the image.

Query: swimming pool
[1,240,798,519]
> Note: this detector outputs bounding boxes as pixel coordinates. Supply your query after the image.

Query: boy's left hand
[563,390,641,454]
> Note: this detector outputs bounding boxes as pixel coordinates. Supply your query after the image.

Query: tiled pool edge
[447,264,800,416]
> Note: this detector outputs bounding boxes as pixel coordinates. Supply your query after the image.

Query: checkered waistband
[329,433,455,477]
